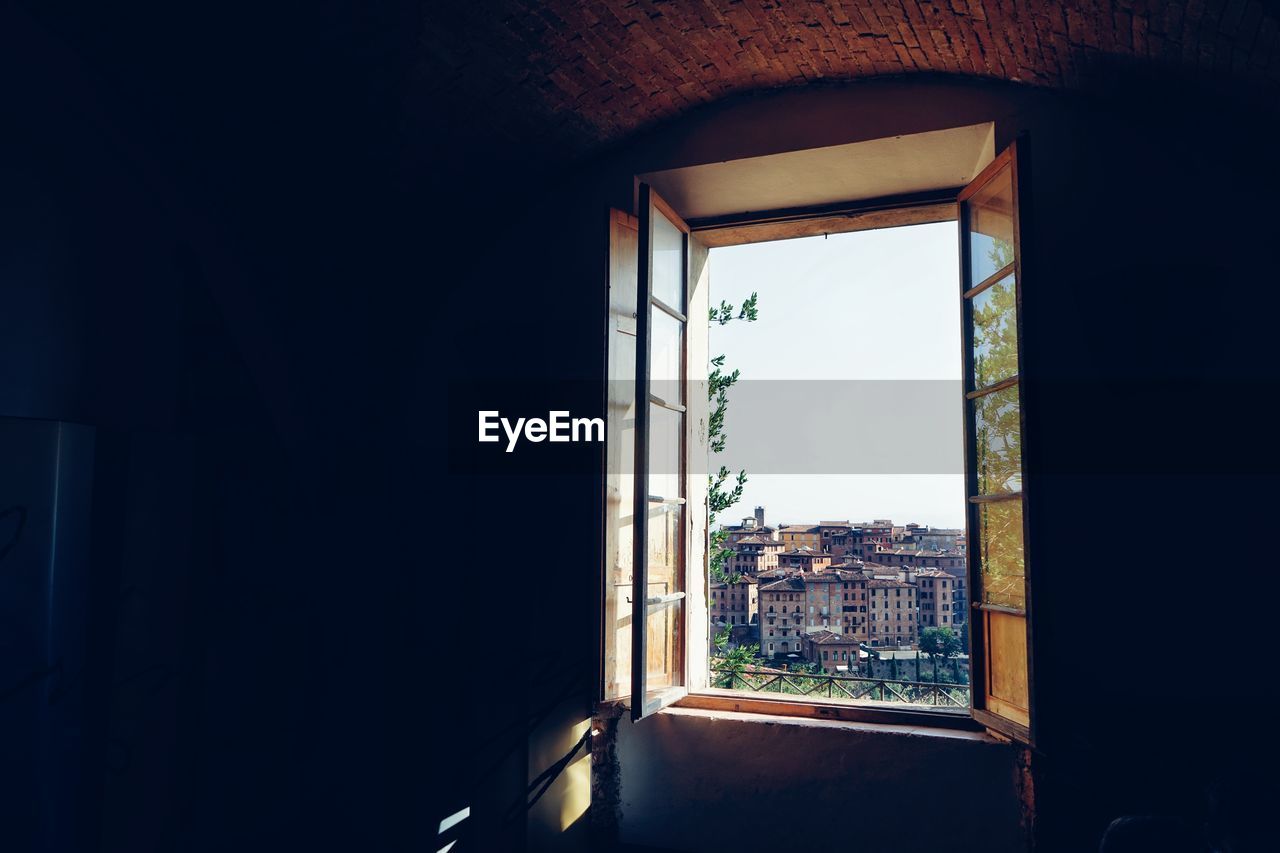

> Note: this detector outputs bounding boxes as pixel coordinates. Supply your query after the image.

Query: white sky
[708,221,966,529]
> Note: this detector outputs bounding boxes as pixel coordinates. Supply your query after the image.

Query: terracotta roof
[734,535,778,546]
[778,524,819,533]
[869,578,913,589]
[876,547,960,557]
[803,630,859,645]
[759,577,805,592]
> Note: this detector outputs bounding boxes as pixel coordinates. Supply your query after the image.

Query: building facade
[710,575,758,628]
[800,630,861,674]
[916,570,957,629]
[777,524,821,551]
[758,576,806,658]
[726,535,783,575]
[866,578,917,648]
[776,547,831,573]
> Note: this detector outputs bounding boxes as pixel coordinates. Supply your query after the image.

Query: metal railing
[711,667,970,708]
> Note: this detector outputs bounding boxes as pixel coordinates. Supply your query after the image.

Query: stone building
[758,576,806,658]
[800,630,861,674]
[916,570,958,630]
[776,546,831,573]
[872,547,966,573]
[867,578,917,649]
[726,535,784,576]
[777,524,821,551]
[710,575,758,628]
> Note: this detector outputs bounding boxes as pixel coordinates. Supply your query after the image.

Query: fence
[711,667,970,707]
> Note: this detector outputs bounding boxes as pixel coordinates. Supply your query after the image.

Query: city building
[758,576,806,658]
[817,520,851,551]
[871,547,966,573]
[776,546,831,573]
[710,575,758,628]
[800,630,862,674]
[777,523,821,551]
[721,507,778,546]
[726,535,784,575]
[867,578,918,648]
[833,520,894,560]
[901,524,964,552]
[916,570,958,630]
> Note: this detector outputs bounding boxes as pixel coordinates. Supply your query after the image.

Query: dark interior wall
[3,3,434,851]
[614,709,1024,852]
[1011,83,1280,849]
[4,4,1278,853]
[449,75,1280,852]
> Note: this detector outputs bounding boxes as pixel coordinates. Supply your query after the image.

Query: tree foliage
[919,626,963,659]
[707,292,759,582]
[710,624,759,688]
[918,626,963,684]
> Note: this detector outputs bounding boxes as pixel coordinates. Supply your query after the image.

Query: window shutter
[958,139,1035,744]
[630,184,703,720]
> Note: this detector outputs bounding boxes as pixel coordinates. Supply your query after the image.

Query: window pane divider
[962,262,1016,299]
[967,492,1022,504]
[649,393,686,413]
[965,374,1019,399]
[651,296,687,323]
[647,495,687,505]
[973,602,1026,616]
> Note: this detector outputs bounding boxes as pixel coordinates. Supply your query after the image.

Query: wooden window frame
[957,140,1036,745]
[603,156,1035,739]
[631,184,692,720]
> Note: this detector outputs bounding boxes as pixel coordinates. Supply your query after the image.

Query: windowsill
[663,700,997,743]
[677,689,986,734]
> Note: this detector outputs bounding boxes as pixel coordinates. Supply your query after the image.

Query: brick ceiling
[417,1,1280,162]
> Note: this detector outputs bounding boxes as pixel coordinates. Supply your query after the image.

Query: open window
[959,141,1034,743]
[602,188,709,720]
[603,128,1034,744]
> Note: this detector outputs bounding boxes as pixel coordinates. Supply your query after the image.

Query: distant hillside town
[711,507,967,678]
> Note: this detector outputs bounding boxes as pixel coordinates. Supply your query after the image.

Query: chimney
[755,506,765,528]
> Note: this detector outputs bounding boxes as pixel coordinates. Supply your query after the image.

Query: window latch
[626,591,687,611]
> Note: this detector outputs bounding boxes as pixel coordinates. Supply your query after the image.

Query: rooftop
[803,630,859,645]
[760,577,805,592]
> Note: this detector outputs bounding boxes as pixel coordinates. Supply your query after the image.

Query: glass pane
[973,383,1022,494]
[651,308,683,389]
[648,402,682,502]
[644,460,683,703]
[967,163,1015,285]
[647,502,682,577]
[604,336,635,700]
[651,208,684,310]
[645,599,681,691]
[978,499,1025,611]
[971,272,1018,388]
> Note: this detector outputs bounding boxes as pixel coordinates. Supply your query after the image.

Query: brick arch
[419,1,1280,158]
